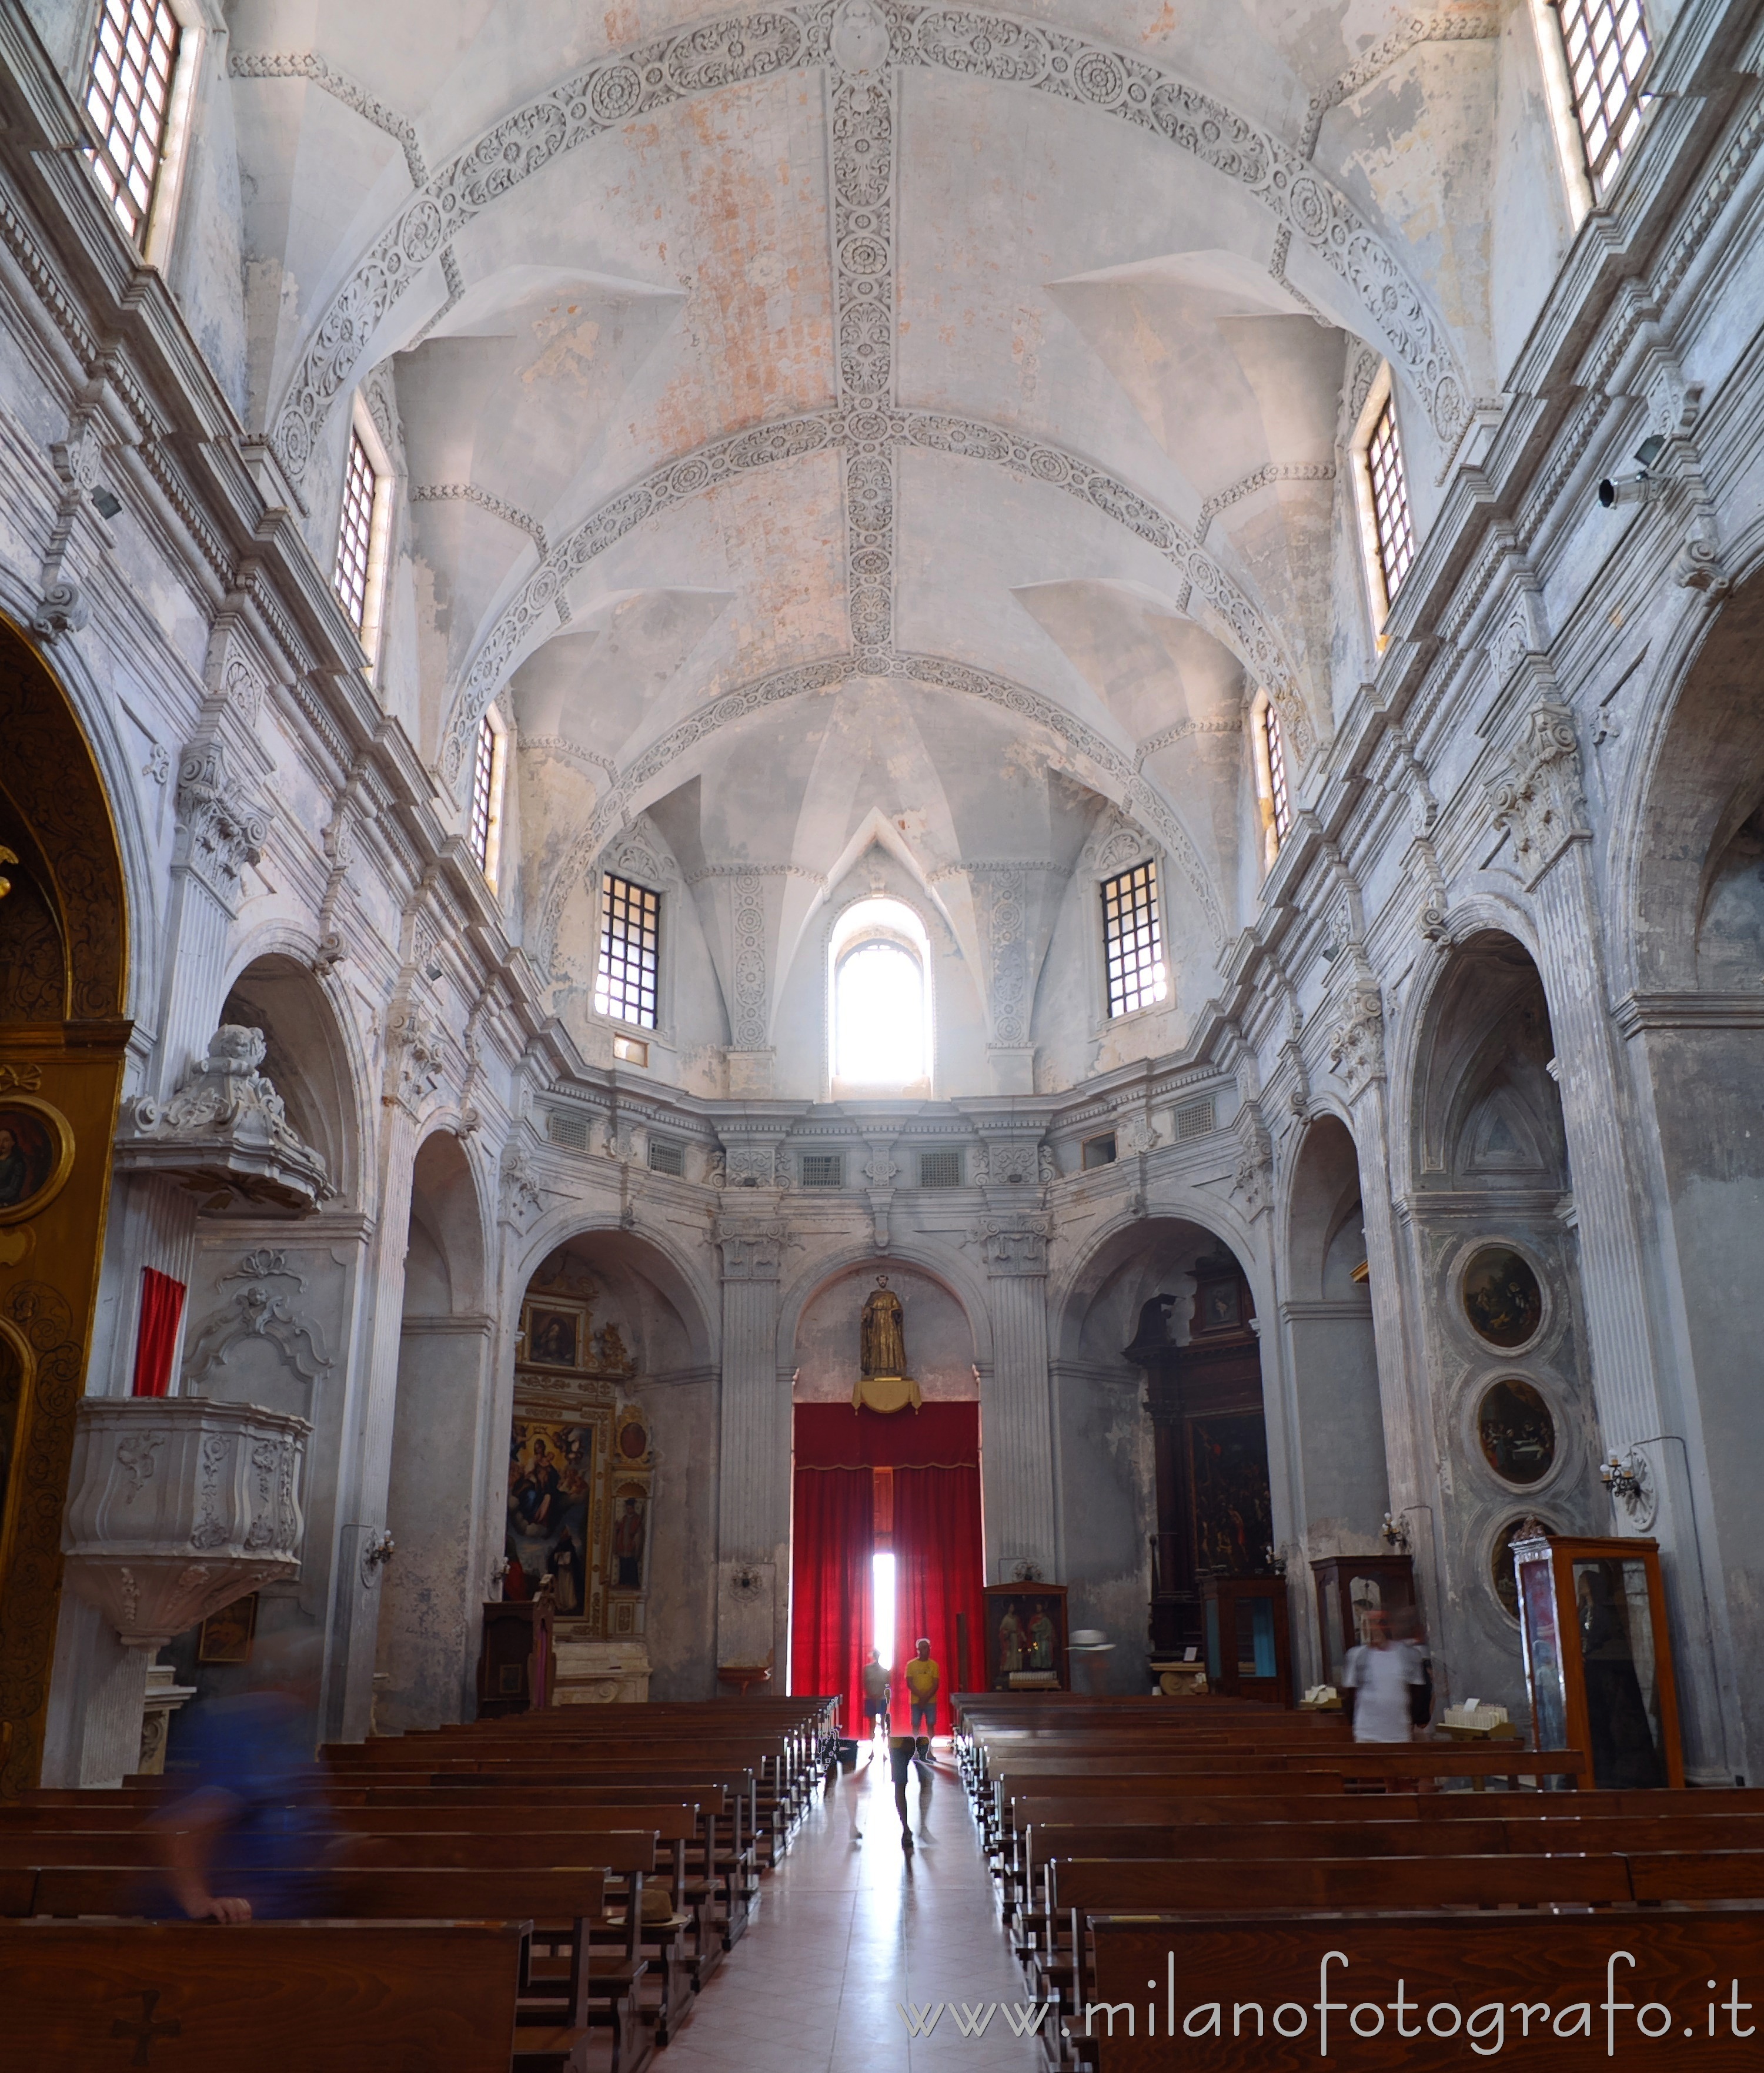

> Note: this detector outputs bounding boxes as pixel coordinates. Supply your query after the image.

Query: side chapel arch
[0,614,130,1793]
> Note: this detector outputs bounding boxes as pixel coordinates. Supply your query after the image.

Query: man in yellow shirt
[902,1637,940,1738]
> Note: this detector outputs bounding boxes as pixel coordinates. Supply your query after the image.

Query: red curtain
[793,1401,978,1469]
[131,1268,185,1398]
[791,1404,984,1734]
[789,1463,874,1730]
[893,1464,985,1734]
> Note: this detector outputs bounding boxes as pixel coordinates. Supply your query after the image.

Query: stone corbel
[384,998,446,1116]
[1327,978,1386,1099]
[499,1143,548,1229]
[1230,1104,1275,1221]
[116,1025,332,1214]
[1485,701,1591,889]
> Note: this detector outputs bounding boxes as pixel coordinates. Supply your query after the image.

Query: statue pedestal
[850,1373,921,1413]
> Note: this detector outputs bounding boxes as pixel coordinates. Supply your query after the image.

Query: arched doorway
[377,1130,491,1733]
[1058,1218,1274,1686]
[1282,1115,1390,1549]
[1406,928,1598,1708]
[787,1262,985,1736]
[0,617,130,1793]
[499,1232,711,1701]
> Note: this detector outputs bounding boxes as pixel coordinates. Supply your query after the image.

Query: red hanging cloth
[891,1462,985,1735]
[792,1400,978,1469]
[788,1462,873,1730]
[130,1268,186,1398]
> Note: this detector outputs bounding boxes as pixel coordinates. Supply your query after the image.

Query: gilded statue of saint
[860,1275,908,1378]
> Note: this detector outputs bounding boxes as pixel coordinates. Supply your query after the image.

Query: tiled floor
[658,1742,1047,2071]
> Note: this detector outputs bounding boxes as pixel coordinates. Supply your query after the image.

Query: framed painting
[524,1304,583,1369]
[197,1592,258,1664]
[981,1584,1068,1691]
[505,1416,595,1613]
[0,1094,74,1225]
[1461,1245,1544,1349]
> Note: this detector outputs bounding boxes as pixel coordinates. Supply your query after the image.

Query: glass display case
[1511,1529,1682,1788]
[1202,1573,1292,1705]
[1309,1554,1419,1690]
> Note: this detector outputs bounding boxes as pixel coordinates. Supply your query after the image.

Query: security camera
[1598,433,1666,509]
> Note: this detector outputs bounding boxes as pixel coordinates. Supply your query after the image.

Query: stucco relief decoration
[183,1248,334,1390]
[730,875,769,1051]
[118,1027,332,1215]
[1327,979,1385,1097]
[716,1144,782,1190]
[975,868,1028,1046]
[1115,1111,1160,1158]
[1230,1114,1275,1219]
[1486,703,1591,889]
[173,743,270,905]
[974,1141,1038,1187]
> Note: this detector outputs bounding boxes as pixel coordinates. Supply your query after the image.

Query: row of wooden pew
[954,1692,1764,2070]
[0,1693,838,2073]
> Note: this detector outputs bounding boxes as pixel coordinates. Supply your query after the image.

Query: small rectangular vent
[647,1139,686,1177]
[547,1109,589,1151]
[1081,1132,1117,1170]
[801,1153,844,1189]
[1175,1097,1216,1141]
[917,1149,964,1189]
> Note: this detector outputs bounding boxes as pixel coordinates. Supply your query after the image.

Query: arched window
[828,897,933,1095]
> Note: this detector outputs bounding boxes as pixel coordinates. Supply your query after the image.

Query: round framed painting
[1476,1377,1556,1486]
[1461,1245,1544,1349]
[0,1094,74,1225]
[1492,1514,1551,1622]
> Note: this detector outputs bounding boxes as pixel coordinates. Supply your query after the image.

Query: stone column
[972,1215,1056,1582]
[322,998,442,1742]
[1488,700,1727,1769]
[1327,981,1446,1630]
[714,1221,793,1675]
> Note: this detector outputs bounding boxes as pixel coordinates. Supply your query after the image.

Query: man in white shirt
[1341,1611,1423,1743]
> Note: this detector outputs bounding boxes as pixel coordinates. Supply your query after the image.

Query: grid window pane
[1264,703,1292,842]
[1367,394,1415,602]
[332,430,377,631]
[1556,0,1652,189]
[1100,860,1168,1019]
[83,0,179,245]
[470,716,497,871]
[595,872,659,1029]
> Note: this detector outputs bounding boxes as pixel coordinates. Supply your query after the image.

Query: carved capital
[967,1214,1050,1276]
[716,1222,796,1280]
[173,741,270,903]
[1327,980,1386,1099]
[1486,703,1589,888]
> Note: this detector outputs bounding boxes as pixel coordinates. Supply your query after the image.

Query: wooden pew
[14,1865,649,2073]
[0,1918,531,2073]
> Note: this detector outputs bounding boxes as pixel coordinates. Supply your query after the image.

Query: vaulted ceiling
[223,0,1518,1030]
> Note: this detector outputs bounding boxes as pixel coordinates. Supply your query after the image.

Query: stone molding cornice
[1612,992,1764,1036]
[1298,7,1502,158]
[409,481,548,555]
[228,51,428,186]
